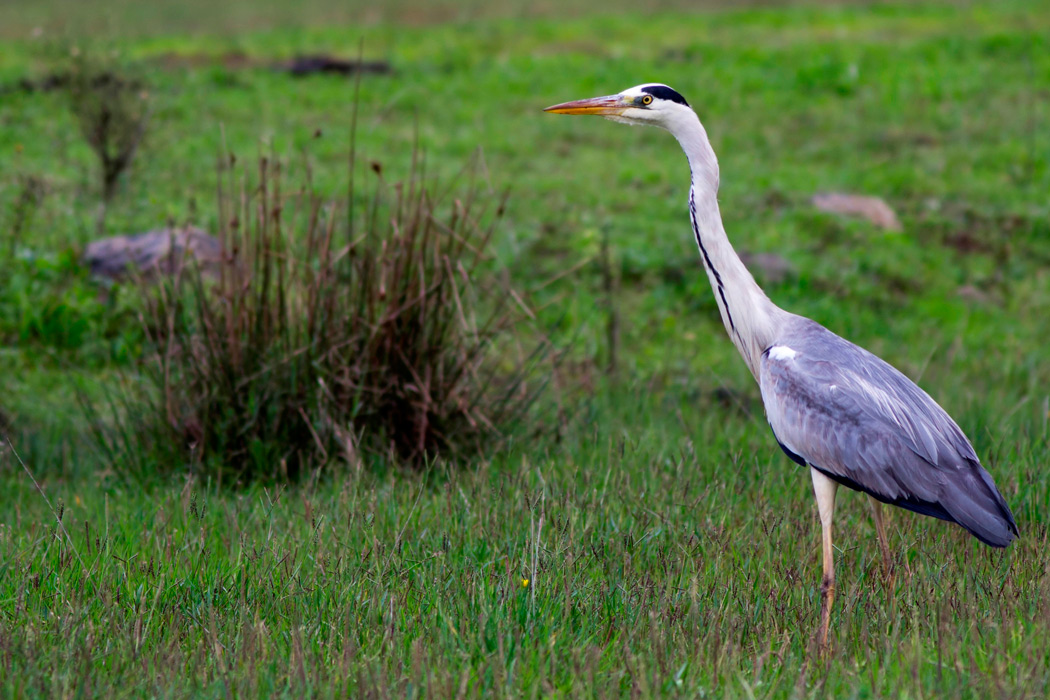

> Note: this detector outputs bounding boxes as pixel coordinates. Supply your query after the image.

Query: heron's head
[544,83,693,129]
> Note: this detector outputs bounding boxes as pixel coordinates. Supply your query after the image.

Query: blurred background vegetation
[0,0,1047,696]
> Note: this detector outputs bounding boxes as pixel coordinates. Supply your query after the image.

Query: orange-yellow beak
[544,95,627,116]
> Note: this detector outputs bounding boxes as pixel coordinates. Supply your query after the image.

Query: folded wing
[759,317,1017,547]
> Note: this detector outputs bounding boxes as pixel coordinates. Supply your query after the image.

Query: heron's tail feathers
[942,466,1018,548]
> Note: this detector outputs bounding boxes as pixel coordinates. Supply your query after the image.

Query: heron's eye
[641,95,653,106]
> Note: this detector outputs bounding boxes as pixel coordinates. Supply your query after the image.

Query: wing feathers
[761,318,1017,547]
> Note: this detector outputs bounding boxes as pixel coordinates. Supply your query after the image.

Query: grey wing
[759,319,1017,548]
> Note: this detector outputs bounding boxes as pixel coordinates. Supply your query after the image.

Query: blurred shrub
[92,153,546,483]
[65,48,150,206]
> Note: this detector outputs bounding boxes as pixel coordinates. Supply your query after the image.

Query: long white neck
[666,108,784,378]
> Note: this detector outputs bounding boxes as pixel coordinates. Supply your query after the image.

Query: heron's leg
[869,496,893,582]
[810,468,838,654]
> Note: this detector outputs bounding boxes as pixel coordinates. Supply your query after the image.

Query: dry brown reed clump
[93,152,545,483]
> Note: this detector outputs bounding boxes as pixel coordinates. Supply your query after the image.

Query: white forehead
[620,83,667,98]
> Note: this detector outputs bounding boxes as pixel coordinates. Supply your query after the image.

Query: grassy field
[2,0,1050,696]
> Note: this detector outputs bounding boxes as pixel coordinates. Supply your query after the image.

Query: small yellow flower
[75,495,82,507]
[521,578,530,588]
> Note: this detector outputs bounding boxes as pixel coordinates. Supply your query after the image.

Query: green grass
[3,393,1049,697]
[2,0,1050,696]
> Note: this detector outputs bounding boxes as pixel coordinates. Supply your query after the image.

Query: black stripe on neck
[689,188,736,334]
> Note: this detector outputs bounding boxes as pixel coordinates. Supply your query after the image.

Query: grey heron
[545,83,1018,650]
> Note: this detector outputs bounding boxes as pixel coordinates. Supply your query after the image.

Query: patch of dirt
[153,52,392,76]
[5,54,391,95]
[917,203,1043,262]
[0,70,142,96]
[282,55,391,76]
[942,230,993,255]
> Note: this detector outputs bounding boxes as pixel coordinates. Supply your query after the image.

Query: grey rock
[83,226,222,280]
[812,192,902,231]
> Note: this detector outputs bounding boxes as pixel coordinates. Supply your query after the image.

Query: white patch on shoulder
[767,345,797,361]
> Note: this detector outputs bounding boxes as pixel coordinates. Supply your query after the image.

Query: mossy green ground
[1,0,1049,696]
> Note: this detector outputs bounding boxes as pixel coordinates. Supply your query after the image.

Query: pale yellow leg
[810,468,838,655]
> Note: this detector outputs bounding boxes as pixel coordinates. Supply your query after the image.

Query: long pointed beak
[544,94,627,116]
